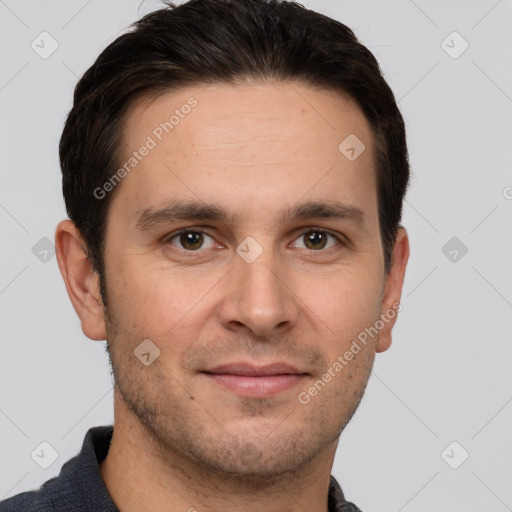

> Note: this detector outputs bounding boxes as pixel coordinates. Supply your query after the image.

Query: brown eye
[303,231,328,250]
[293,230,339,251]
[168,230,215,251]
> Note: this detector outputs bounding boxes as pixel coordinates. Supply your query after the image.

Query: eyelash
[164,227,345,253]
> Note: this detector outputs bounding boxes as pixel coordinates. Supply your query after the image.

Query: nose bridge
[219,239,297,337]
[239,251,280,301]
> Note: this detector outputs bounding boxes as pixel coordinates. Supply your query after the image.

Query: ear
[376,227,410,353]
[55,220,107,341]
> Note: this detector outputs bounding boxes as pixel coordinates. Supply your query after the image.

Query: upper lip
[202,362,307,376]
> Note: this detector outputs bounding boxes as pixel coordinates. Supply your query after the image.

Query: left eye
[292,230,340,251]
[167,230,216,251]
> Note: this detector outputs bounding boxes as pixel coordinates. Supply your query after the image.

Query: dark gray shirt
[1,426,362,511]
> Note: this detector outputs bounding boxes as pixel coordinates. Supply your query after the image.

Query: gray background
[1,0,511,510]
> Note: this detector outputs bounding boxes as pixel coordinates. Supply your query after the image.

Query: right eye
[165,229,217,251]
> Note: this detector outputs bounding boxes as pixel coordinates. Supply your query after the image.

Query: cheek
[107,262,214,343]
[302,268,383,339]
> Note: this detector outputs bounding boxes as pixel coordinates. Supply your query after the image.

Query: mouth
[201,362,308,398]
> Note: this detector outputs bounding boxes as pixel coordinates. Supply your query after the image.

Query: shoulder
[0,474,70,511]
[0,425,115,512]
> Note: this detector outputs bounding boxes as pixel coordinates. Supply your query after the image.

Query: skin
[55,81,409,512]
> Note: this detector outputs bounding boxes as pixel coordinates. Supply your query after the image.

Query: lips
[201,362,307,397]
[204,362,305,376]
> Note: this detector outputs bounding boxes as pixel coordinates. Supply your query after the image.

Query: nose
[218,245,299,339]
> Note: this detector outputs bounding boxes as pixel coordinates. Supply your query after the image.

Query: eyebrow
[135,199,366,232]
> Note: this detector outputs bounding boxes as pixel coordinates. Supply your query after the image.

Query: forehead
[112,81,378,225]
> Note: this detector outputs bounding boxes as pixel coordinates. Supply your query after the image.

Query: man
[1,0,409,510]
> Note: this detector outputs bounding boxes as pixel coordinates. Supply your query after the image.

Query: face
[63,82,408,478]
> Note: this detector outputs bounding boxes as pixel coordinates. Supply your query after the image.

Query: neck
[100,392,338,512]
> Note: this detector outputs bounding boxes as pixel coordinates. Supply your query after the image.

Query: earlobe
[55,220,107,341]
[376,227,410,353]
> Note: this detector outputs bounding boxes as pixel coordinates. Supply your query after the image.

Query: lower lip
[203,373,306,397]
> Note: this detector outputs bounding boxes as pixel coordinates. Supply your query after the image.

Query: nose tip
[240,307,290,339]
